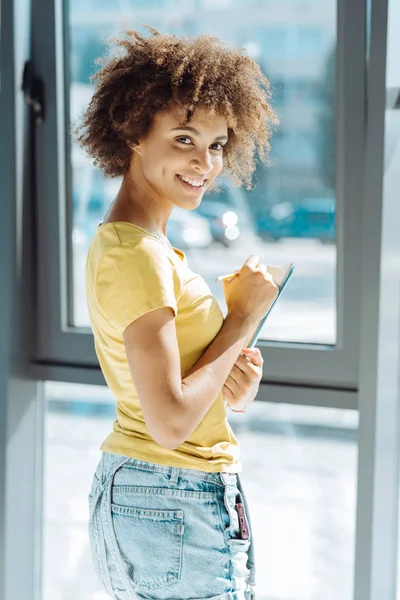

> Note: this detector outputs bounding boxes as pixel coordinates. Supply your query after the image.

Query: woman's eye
[176,137,192,145]
[211,143,224,151]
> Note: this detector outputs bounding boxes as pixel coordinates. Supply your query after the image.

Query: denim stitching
[112,486,217,500]
[121,459,225,488]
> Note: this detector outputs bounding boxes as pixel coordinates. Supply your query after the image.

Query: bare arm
[123,254,278,450]
[123,307,252,450]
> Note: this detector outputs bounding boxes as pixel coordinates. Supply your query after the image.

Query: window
[66,24,335,354]
[34,0,363,401]
[67,2,338,344]
[295,28,326,56]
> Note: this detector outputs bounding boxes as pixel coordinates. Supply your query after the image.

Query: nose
[190,148,213,175]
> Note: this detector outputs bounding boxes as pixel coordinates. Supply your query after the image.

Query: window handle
[21,61,45,124]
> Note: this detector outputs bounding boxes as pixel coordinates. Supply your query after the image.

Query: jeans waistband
[100,451,236,489]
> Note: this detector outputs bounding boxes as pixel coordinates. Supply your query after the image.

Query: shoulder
[89,223,176,271]
[89,224,182,294]
[88,225,181,333]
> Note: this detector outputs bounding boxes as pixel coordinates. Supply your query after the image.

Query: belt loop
[219,471,232,486]
[169,467,179,485]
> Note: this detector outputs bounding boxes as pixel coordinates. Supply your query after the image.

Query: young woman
[74,28,278,600]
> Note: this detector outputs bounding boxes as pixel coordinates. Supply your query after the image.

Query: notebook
[247,262,295,347]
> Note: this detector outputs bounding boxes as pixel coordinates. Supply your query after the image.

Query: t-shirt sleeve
[96,239,179,334]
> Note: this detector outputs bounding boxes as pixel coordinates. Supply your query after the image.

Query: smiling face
[131,105,228,210]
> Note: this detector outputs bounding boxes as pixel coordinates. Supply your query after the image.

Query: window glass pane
[43,382,357,599]
[68,0,337,345]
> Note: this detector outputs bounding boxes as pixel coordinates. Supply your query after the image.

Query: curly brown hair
[72,27,278,189]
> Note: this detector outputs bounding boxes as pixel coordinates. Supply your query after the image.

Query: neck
[105,161,172,236]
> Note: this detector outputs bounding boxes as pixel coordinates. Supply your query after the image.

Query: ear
[126,140,142,156]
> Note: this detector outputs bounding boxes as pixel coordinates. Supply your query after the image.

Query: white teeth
[179,175,205,187]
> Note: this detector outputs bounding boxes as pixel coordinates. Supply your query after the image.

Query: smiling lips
[177,174,207,191]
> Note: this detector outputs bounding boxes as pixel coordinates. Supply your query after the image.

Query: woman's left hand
[223,347,263,412]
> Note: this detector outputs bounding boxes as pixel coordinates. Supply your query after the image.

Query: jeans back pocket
[111,503,184,591]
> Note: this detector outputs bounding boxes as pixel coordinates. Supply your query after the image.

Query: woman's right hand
[223,254,279,327]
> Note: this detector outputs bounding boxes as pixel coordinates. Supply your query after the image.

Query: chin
[176,196,204,210]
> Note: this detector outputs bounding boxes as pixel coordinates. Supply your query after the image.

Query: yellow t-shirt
[85,222,241,473]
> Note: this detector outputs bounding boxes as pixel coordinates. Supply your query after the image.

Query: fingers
[257,264,267,276]
[242,254,259,269]
[241,256,272,282]
[226,363,248,387]
[233,359,261,382]
[241,347,264,367]
[230,356,262,389]
[222,380,235,402]
[223,369,252,399]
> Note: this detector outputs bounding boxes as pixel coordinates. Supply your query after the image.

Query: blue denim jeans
[88,452,256,600]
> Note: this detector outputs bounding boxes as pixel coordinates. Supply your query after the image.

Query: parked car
[258,197,336,243]
[167,206,212,249]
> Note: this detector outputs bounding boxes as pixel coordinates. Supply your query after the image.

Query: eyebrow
[171,125,228,142]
